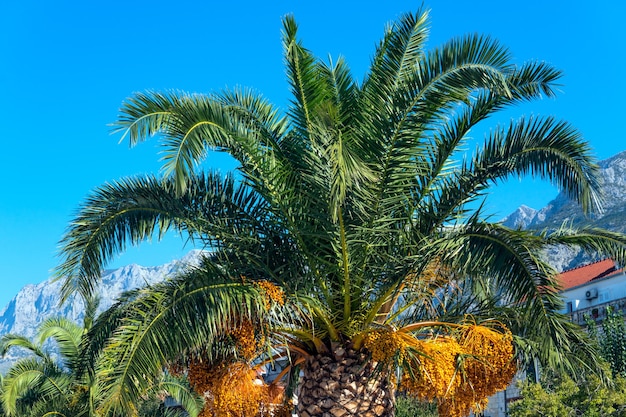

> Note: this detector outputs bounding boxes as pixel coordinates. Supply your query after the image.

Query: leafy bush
[395,395,438,417]
[509,370,626,417]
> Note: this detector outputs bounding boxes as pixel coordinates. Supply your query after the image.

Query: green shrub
[395,395,438,417]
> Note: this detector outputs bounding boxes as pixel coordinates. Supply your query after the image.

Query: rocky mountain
[500,205,539,229]
[501,150,626,271]
[0,250,205,373]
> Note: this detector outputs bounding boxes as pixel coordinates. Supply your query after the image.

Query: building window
[566,301,573,313]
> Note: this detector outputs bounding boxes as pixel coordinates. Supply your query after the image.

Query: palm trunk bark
[295,346,395,417]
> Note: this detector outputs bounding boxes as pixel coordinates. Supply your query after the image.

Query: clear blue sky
[1,0,624,309]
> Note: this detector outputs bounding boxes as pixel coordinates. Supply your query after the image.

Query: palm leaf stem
[338,207,352,321]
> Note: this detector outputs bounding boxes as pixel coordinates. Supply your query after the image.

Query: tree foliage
[511,307,626,417]
[53,8,626,417]
[0,310,96,416]
[588,306,626,377]
[509,369,626,417]
[395,395,438,417]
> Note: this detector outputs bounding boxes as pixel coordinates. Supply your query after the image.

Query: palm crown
[56,10,626,417]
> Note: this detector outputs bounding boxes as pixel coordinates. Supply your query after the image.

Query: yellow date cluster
[366,324,516,417]
[255,280,285,309]
[188,360,266,417]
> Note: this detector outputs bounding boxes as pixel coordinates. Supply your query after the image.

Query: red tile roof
[558,259,622,290]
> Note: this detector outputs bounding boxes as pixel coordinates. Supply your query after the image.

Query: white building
[559,259,626,324]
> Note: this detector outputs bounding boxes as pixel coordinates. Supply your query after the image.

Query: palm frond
[360,33,517,241]
[111,90,178,146]
[36,317,83,370]
[545,225,626,268]
[94,264,269,414]
[480,116,600,212]
[55,172,264,303]
[510,302,605,377]
[0,334,46,360]
[363,9,430,106]
[147,374,204,417]
[282,15,325,139]
[1,359,71,416]
[115,89,288,196]
[421,116,599,234]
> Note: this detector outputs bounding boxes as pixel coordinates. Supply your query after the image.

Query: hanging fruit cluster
[364,328,411,363]
[392,324,517,417]
[400,336,464,399]
[177,279,292,416]
[255,280,285,309]
[228,318,262,361]
[188,359,266,417]
[187,358,291,417]
[446,324,517,415]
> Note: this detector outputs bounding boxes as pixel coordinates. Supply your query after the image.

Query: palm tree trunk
[296,346,395,417]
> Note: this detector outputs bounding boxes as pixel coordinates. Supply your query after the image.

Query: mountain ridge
[500,150,626,271]
[502,150,626,231]
[0,250,206,373]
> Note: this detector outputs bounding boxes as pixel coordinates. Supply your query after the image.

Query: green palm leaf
[1,358,71,416]
[93,264,269,414]
[56,172,265,302]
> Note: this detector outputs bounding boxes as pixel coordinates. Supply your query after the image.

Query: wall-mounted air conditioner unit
[585,288,598,300]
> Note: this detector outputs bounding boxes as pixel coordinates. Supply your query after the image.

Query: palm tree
[0,303,98,416]
[0,302,202,417]
[56,9,626,417]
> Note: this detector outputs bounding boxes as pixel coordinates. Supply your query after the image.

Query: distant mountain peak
[599,149,626,168]
[501,204,538,229]
[502,149,626,271]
